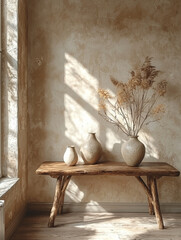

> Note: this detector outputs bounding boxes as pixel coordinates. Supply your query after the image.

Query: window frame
[0,0,2,178]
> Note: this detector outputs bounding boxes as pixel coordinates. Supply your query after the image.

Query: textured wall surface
[0,0,28,235]
[28,0,181,204]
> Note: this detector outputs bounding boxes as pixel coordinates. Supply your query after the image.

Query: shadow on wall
[63,52,124,162]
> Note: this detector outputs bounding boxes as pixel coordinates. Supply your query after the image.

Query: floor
[11,212,181,240]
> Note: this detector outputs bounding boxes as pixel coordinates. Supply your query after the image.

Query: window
[0,0,18,180]
[0,0,19,199]
[0,0,18,178]
[0,0,2,178]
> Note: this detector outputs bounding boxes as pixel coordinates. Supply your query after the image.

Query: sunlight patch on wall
[140,132,159,160]
[64,94,99,145]
[66,180,84,202]
[65,53,99,110]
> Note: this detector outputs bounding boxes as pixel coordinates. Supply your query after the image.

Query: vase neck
[130,136,138,138]
[88,133,96,138]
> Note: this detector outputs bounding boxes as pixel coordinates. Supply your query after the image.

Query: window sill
[0,177,19,198]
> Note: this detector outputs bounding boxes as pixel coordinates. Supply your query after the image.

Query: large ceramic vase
[80,133,102,165]
[63,146,78,166]
[121,136,145,167]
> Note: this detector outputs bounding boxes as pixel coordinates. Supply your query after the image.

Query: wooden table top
[36,161,180,177]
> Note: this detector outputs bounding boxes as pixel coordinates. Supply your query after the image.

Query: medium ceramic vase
[80,133,102,165]
[121,136,145,167]
[63,146,78,166]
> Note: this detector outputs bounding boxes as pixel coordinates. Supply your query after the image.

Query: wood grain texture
[147,176,154,215]
[58,176,71,214]
[36,161,180,229]
[36,161,180,177]
[150,177,164,229]
[135,176,164,228]
[48,175,72,227]
[135,176,153,202]
[48,177,62,227]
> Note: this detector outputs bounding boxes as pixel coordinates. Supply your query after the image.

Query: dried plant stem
[98,57,167,137]
[117,104,131,135]
[136,95,158,135]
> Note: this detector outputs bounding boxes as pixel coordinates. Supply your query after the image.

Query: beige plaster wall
[0,0,28,235]
[28,0,181,204]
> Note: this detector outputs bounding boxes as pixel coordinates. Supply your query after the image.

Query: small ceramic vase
[63,146,78,166]
[121,136,145,167]
[80,133,102,165]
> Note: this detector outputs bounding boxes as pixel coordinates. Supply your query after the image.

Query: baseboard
[27,202,181,214]
[6,206,26,240]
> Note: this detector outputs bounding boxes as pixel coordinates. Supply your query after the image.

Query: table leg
[147,176,154,215]
[59,192,65,214]
[58,176,71,214]
[150,177,164,229]
[48,175,71,227]
[48,176,62,227]
[135,176,164,229]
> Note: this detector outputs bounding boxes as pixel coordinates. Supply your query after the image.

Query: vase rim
[130,135,138,138]
[67,145,75,148]
[88,132,96,135]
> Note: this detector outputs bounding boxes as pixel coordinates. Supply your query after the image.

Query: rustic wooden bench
[36,161,180,229]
